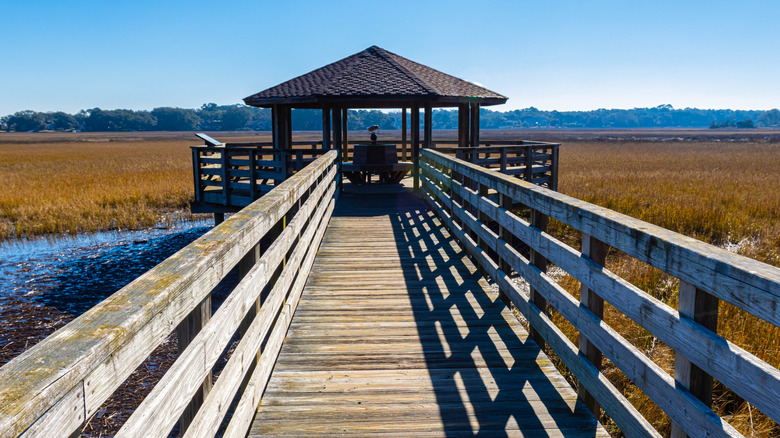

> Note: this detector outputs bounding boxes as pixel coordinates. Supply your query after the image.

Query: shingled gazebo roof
[243,46,508,108]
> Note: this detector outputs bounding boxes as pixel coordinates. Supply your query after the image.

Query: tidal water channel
[0,220,213,365]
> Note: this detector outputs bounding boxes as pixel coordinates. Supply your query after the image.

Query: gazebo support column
[321,108,331,150]
[332,108,343,191]
[411,105,420,192]
[458,103,469,148]
[401,107,407,161]
[469,102,480,147]
[424,104,432,149]
[342,108,349,161]
[272,105,292,181]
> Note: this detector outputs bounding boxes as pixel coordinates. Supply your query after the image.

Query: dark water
[0,221,212,315]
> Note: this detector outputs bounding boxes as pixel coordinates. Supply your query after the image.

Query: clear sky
[2,0,778,115]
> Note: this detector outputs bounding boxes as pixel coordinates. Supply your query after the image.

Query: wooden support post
[478,183,494,266]
[577,233,608,417]
[249,149,257,201]
[192,148,201,202]
[342,108,349,161]
[401,107,407,161]
[332,108,343,191]
[213,212,224,226]
[321,108,331,150]
[498,193,513,275]
[272,105,292,182]
[524,146,534,183]
[284,107,292,178]
[671,281,719,438]
[176,296,212,435]
[424,103,432,149]
[551,144,560,191]
[528,209,549,349]
[469,102,480,148]
[220,150,229,205]
[411,105,420,192]
[458,103,469,148]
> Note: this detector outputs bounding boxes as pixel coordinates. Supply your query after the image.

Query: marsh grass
[0,140,198,239]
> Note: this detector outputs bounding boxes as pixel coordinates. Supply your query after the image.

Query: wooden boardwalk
[249,184,607,437]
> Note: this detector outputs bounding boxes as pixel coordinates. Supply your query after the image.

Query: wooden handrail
[420,148,780,437]
[0,150,339,438]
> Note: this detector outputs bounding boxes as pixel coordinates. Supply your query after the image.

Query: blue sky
[2,0,778,114]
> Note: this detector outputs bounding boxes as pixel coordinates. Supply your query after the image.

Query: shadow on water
[379,188,600,436]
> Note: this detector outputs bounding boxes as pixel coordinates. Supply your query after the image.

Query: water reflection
[0,220,211,315]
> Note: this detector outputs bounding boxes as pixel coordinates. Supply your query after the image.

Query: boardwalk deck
[249,182,607,437]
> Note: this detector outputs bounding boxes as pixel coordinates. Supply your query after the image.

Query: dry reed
[0,140,196,240]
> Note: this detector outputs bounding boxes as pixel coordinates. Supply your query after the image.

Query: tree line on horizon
[2,104,779,132]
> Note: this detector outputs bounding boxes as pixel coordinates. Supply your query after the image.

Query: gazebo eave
[243,95,507,109]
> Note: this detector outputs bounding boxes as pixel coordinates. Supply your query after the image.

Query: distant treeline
[3,104,779,132]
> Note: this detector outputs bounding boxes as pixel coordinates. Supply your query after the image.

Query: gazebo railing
[191,143,330,208]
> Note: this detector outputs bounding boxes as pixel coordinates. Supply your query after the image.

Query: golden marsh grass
[0,140,195,239]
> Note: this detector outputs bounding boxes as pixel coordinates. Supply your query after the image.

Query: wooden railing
[433,141,559,190]
[192,142,331,208]
[0,150,339,438]
[420,149,780,438]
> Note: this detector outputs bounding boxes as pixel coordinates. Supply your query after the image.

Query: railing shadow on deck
[388,191,601,436]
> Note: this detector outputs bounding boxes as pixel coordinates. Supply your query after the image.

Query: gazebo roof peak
[243,45,508,108]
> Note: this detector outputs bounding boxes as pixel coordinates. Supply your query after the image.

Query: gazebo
[191,46,558,220]
[243,45,507,188]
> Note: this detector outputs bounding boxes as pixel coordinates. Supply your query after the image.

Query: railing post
[524,146,533,183]
[498,193,514,276]
[249,149,257,201]
[577,233,608,417]
[500,148,507,174]
[411,105,420,192]
[528,209,549,349]
[192,148,202,203]
[220,149,229,206]
[176,296,212,435]
[551,144,560,191]
[478,183,494,265]
[671,280,719,438]
[401,107,407,161]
